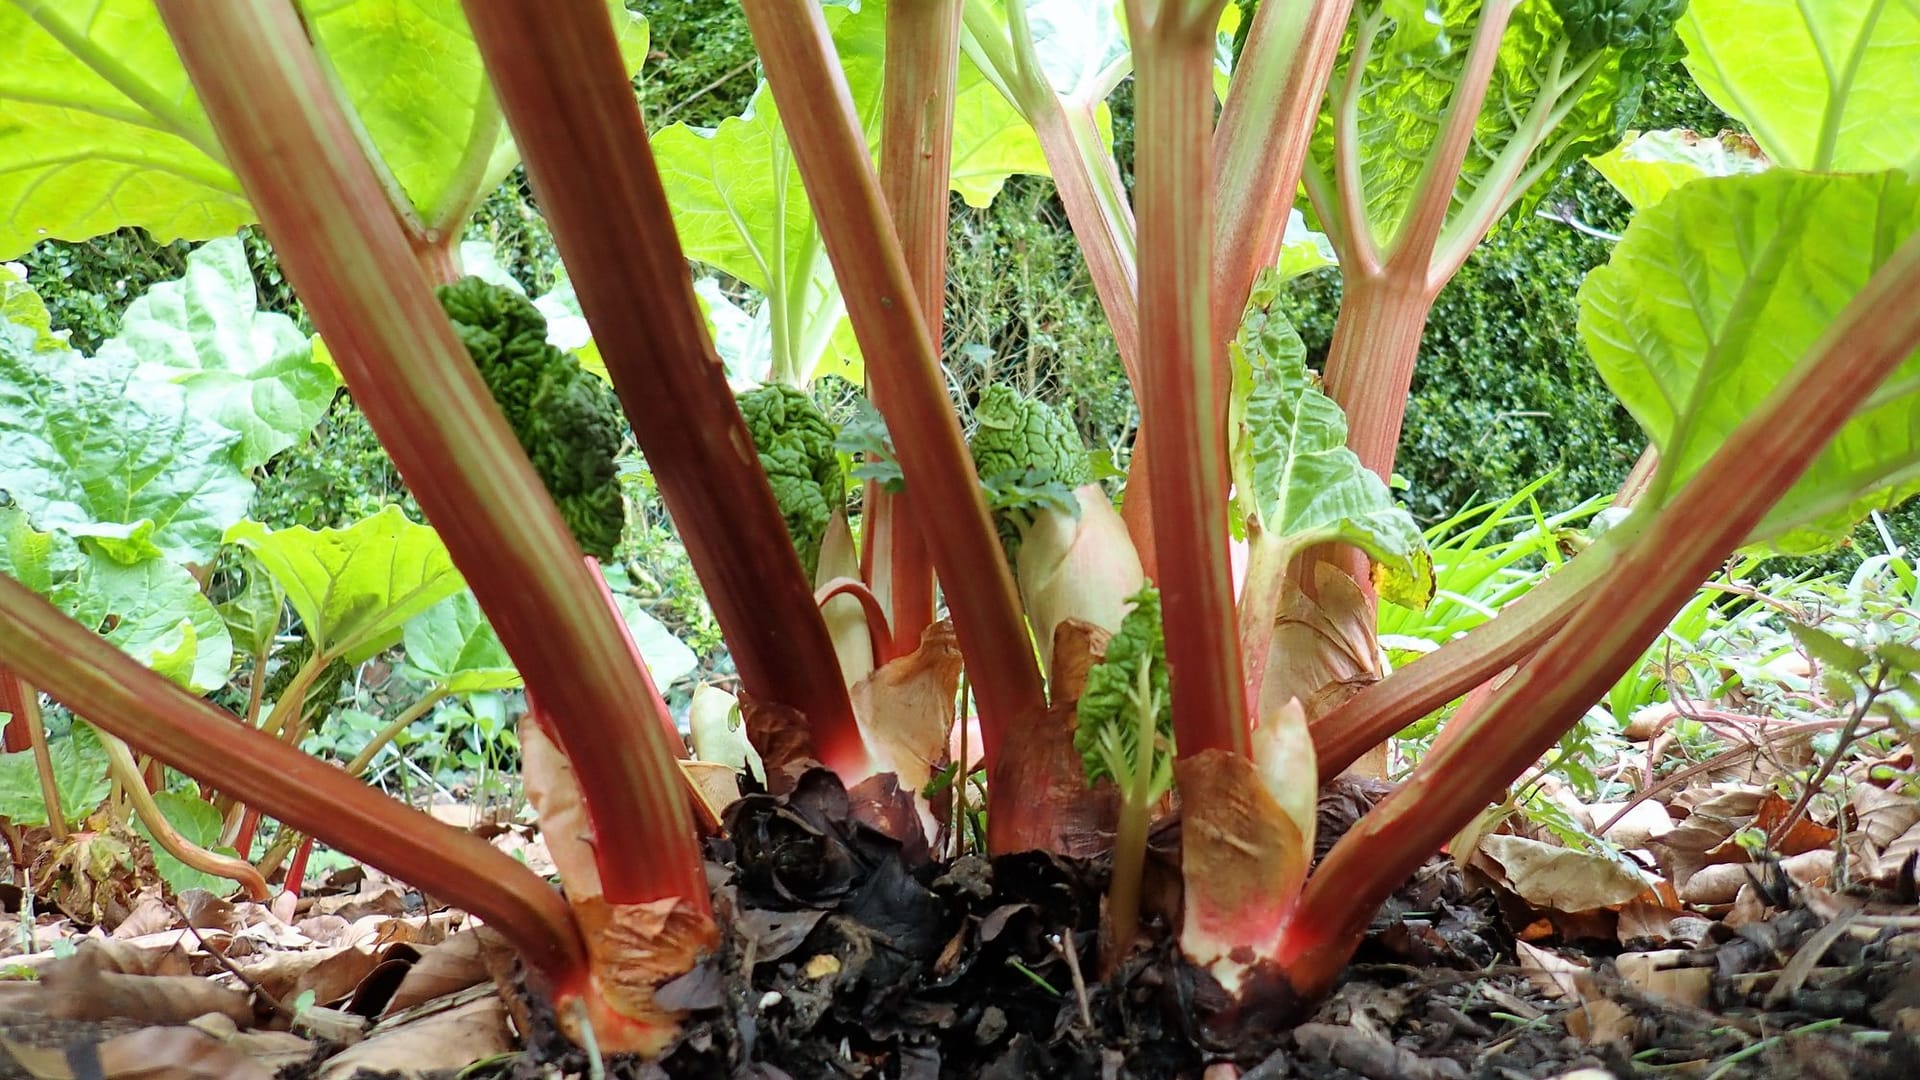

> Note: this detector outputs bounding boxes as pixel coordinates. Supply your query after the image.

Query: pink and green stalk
[155,1,706,914]
[960,2,1154,568]
[867,0,966,645]
[0,573,586,979]
[1307,546,1612,779]
[457,3,865,780]
[1129,0,1246,758]
[1318,0,1520,485]
[1280,225,1920,999]
[738,0,1049,771]
[1210,0,1355,364]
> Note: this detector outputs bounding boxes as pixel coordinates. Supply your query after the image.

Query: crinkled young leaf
[0,323,253,566]
[134,790,241,897]
[1229,279,1432,609]
[0,1,648,257]
[0,726,110,828]
[401,590,521,694]
[1680,0,1920,173]
[1587,128,1770,211]
[1578,171,1920,555]
[1075,586,1173,797]
[224,506,465,664]
[99,237,338,469]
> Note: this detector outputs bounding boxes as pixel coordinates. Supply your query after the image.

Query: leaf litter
[4,694,1920,1078]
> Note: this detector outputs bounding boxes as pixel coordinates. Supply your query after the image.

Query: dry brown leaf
[850,620,962,806]
[521,721,717,1055]
[1680,862,1752,906]
[1515,940,1593,1001]
[1585,802,1674,849]
[237,944,379,1008]
[186,1015,312,1072]
[1047,619,1111,702]
[1851,783,1920,846]
[110,890,179,941]
[681,760,745,823]
[3,1024,280,1080]
[1562,996,1633,1045]
[381,927,512,1018]
[1746,793,1838,857]
[1260,565,1384,761]
[1616,950,1711,1007]
[1479,835,1656,912]
[316,995,512,1079]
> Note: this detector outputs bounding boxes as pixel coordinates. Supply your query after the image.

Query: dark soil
[472,771,1920,1080]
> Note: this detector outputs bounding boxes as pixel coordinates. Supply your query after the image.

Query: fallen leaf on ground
[381,927,512,1017]
[316,994,513,1078]
[1478,834,1657,911]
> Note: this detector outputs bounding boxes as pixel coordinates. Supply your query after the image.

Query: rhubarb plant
[1,0,1918,1064]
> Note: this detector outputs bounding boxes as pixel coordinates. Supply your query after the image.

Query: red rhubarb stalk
[0,574,586,980]
[156,2,707,912]
[868,0,965,643]
[738,0,1049,767]
[1211,0,1354,352]
[457,3,864,781]
[1130,0,1246,757]
[1283,228,1920,998]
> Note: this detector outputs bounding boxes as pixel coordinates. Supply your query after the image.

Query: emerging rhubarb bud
[737,384,844,580]
[968,385,1145,672]
[1074,586,1174,968]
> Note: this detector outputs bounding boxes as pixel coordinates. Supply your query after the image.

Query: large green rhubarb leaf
[0,725,109,829]
[1310,0,1670,251]
[0,0,246,258]
[0,508,233,692]
[299,0,647,231]
[1230,276,1432,608]
[1679,0,1920,174]
[224,506,465,664]
[0,322,253,566]
[1587,129,1771,211]
[402,590,520,694]
[100,237,339,469]
[2,263,62,349]
[0,1,647,257]
[74,556,233,692]
[135,789,243,896]
[1578,170,1920,555]
[402,578,698,694]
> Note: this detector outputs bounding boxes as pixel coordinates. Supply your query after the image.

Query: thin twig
[1770,668,1889,847]
[175,906,298,1022]
[1054,932,1093,1029]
